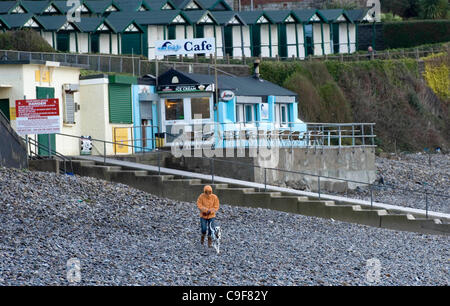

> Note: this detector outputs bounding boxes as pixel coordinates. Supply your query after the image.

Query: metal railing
[23,136,74,175]
[2,44,446,78]
[163,122,376,149]
[0,49,248,77]
[44,132,449,217]
[112,125,161,154]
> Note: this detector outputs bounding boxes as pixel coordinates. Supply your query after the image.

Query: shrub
[383,20,450,49]
[0,30,54,52]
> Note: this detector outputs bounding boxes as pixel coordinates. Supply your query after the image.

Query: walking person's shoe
[201,234,205,245]
[208,236,212,248]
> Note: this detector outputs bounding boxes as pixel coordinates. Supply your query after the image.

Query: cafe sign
[157,83,215,93]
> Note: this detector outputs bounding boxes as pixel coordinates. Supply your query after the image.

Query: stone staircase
[65,159,450,236]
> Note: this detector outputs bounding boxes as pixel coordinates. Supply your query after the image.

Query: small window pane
[191,97,210,119]
[245,105,253,123]
[236,104,243,122]
[165,99,184,120]
[281,106,287,124]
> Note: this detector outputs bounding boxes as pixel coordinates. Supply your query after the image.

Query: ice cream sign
[155,38,216,56]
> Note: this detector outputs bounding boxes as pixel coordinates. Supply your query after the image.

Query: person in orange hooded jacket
[197,185,219,247]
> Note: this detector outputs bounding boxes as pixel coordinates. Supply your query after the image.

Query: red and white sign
[15,99,61,135]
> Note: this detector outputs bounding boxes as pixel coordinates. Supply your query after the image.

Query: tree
[380,0,422,18]
[323,0,359,10]
[419,0,448,19]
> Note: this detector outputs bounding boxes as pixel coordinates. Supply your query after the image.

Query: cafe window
[236,104,255,123]
[275,104,289,126]
[165,99,184,120]
[191,97,210,119]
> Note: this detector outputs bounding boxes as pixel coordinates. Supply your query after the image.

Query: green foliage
[260,56,449,152]
[383,20,450,49]
[381,0,421,18]
[419,0,448,19]
[0,30,54,52]
[381,12,404,22]
[322,0,358,10]
[380,0,448,19]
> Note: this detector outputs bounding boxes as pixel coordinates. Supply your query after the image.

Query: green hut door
[224,26,233,57]
[56,33,70,52]
[121,33,142,55]
[36,87,56,157]
[251,25,261,57]
[278,24,288,59]
[332,24,340,54]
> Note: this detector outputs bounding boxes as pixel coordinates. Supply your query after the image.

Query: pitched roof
[145,0,176,10]
[53,0,92,14]
[346,8,374,23]
[109,10,190,25]
[106,13,145,32]
[0,13,42,28]
[291,9,325,23]
[74,16,112,32]
[172,0,204,10]
[182,10,217,24]
[265,10,300,23]
[115,0,151,11]
[238,11,274,24]
[36,15,82,31]
[196,0,231,11]
[210,11,245,25]
[159,69,297,97]
[319,9,352,23]
[0,1,28,14]
[87,0,121,14]
[21,1,56,14]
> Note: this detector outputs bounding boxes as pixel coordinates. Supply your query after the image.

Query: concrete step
[68,158,449,235]
[241,192,283,209]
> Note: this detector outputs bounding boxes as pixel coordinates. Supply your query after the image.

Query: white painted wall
[111,34,118,54]
[232,25,242,58]
[323,24,331,55]
[41,31,54,48]
[69,33,77,52]
[204,25,214,39]
[241,26,251,57]
[99,33,110,54]
[176,25,185,39]
[313,23,323,56]
[78,33,89,53]
[339,23,349,54]
[297,24,305,59]
[349,24,356,53]
[270,24,278,57]
[260,24,270,57]
[147,25,166,59]
[286,23,296,58]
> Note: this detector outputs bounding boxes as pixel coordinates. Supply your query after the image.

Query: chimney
[253,59,261,80]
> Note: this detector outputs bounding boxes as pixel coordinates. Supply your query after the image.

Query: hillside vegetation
[0,30,55,53]
[260,51,450,153]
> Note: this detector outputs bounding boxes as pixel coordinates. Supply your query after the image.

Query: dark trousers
[200,217,216,236]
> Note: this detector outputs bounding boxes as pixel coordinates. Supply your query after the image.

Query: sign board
[15,99,60,135]
[155,37,216,56]
[157,83,214,93]
[220,90,235,101]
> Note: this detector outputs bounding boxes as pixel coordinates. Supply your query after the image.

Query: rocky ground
[339,153,450,214]
[0,167,448,286]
